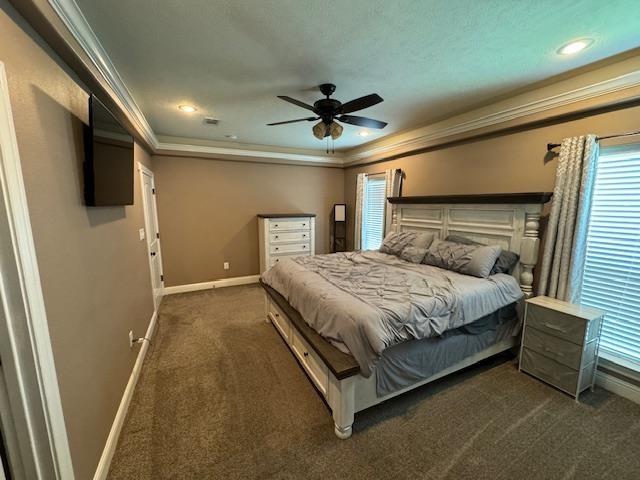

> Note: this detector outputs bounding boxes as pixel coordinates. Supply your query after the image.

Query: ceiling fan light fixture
[312,121,327,140]
[329,121,343,140]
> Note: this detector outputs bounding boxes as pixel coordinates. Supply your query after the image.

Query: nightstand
[519,296,605,401]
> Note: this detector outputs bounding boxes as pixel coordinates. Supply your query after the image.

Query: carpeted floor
[108,284,640,480]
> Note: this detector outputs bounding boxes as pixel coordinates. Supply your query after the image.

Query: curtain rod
[547,129,640,152]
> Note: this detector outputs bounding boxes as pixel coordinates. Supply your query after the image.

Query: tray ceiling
[73,0,640,152]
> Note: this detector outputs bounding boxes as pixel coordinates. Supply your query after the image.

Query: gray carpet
[108,285,640,480]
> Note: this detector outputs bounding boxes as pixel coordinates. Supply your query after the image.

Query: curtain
[384,168,403,235]
[537,135,599,302]
[353,173,366,250]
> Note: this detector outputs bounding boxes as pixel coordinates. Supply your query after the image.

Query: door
[139,163,164,310]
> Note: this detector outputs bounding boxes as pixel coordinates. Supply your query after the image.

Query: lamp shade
[312,121,327,140]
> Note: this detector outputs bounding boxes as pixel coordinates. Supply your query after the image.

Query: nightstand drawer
[521,348,579,394]
[526,303,586,344]
[523,327,584,369]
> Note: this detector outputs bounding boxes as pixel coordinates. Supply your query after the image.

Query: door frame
[137,162,164,308]
[0,62,74,479]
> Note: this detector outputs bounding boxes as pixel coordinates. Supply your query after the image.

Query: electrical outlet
[139,228,145,241]
[223,262,230,270]
[128,330,134,348]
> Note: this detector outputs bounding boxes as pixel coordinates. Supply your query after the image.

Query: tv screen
[84,95,134,206]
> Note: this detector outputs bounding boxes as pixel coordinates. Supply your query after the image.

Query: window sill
[598,352,640,388]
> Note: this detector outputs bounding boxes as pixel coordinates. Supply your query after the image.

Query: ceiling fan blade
[267,116,318,126]
[338,115,387,129]
[339,93,383,114]
[277,95,316,112]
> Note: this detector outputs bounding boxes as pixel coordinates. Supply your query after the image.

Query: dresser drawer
[521,348,579,394]
[290,329,328,397]
[526,303,586,344]
[269,219,311,232]
[270,242,310,254]
[523,326,584,369]
[269,252,310,267]
[270,231,310,243]
[268,300,291,344]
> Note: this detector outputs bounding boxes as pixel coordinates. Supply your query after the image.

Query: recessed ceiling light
[225,134,238,140]
[557,38,594,55]
[357,130,370,137]
[178,104,197,113]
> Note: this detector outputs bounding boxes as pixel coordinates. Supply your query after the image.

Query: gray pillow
[445,235,520,275]
[399,246,428,264]
[412,232,435,250]
[379,231,434,256]
[422,239,502,278]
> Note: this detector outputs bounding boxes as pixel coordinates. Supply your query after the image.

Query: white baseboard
[596,371,640,405]
[162,281,214,295]
[93,309,158,480]
[163,274,260,295]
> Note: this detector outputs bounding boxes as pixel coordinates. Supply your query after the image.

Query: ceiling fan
[267,83,387,141]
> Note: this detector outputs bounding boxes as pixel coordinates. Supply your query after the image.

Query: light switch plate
[223,262,230,270]
[139,228,145,241]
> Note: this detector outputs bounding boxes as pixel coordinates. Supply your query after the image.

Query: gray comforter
[261,251,523,377]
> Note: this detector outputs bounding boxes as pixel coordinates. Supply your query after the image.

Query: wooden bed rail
[260,280,360,379]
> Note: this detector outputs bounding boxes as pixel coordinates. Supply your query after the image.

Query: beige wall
[1,5,154,480]
[152,155,344,286]
[344,104,640,249]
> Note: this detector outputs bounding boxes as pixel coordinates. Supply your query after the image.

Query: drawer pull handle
[275,235,279,239]
[274,224,279,227]
[275,247,279,251]
[303,234,306,237]
[303,352,309,357]
[543,322,567,333]
[303,223,306,227]
[303,245,307,249]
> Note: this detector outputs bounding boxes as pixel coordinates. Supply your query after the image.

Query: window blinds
[581,147,640,369]
[361,176,387,250]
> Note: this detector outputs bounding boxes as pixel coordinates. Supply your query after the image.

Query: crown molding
[44,0,640,169]
[155,142,345,167]
[345,68,640,166]
[47,0,158,149]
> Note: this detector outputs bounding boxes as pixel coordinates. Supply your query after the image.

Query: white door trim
[0,61,74,479]
[137,162,164,307]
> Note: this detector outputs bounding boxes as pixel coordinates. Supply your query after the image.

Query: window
[581,145,640,370]
[361,175,386,250]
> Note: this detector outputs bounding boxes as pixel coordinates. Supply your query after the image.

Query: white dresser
[258,214,316,273]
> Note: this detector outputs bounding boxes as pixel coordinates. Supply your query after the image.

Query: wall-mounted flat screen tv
[84,95,134,206]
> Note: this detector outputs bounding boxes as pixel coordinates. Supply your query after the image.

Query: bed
[260,193,551,439]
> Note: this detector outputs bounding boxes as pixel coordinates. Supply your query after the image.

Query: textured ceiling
[74,0,640,151]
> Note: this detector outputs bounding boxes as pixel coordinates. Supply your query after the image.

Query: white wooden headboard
[388,193,552,297]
